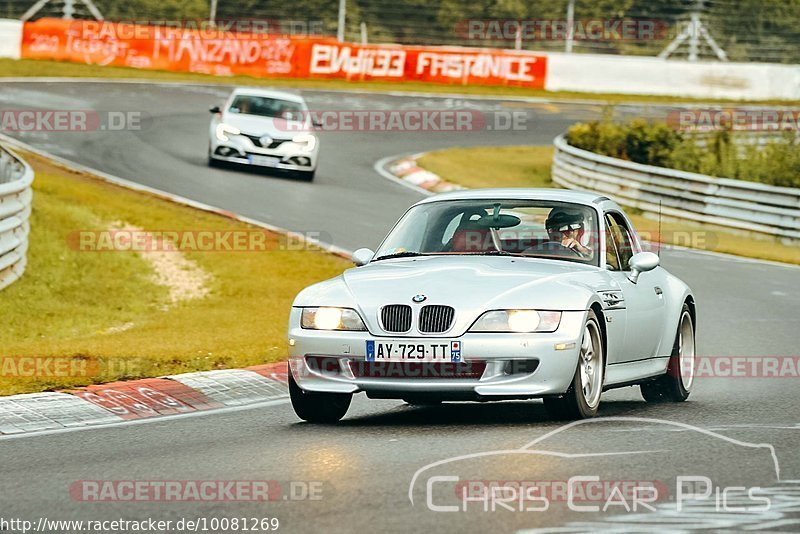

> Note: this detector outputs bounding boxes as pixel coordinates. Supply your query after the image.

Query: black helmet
[545,209,584,231]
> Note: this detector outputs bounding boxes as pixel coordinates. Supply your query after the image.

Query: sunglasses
[556,223,583,232]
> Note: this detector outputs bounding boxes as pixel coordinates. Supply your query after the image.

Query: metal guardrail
[0,144,33,291]
[551,135,800,242]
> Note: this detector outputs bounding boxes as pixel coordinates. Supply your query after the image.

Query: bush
[565,120,800,188]
[565,119,682,166]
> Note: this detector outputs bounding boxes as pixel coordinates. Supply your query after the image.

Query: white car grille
[419,305,455,333]
[381,305,413,333]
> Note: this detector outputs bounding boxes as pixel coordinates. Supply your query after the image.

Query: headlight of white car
[215,123,241,141]
[469,310,562,333]
[292,133,317,152]
[301,307,366,331]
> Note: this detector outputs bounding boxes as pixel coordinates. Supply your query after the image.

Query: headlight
[469,310,561,333]
[215,123,240,141]
[292,133,317,152]
[301,307,366,331]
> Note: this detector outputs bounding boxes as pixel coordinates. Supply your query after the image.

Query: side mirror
[209,105,221,114]
[627,252,659,284]
[352,248,375,266]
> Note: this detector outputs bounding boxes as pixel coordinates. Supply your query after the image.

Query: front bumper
[288,309,587,399]
[209,136,317,171]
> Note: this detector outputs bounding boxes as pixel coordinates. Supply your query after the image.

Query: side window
[606,212,635,270]
[604,216,621,271]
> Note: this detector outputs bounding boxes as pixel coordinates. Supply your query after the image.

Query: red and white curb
[0,362,287,436]
[0,134,344,438]
[375,153,463,195]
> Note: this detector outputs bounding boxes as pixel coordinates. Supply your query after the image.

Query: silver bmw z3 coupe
[288,189,697,422]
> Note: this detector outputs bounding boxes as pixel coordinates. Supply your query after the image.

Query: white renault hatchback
[208,88,319,181]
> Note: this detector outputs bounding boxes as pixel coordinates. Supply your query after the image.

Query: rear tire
[544,310,604,420]
[641,304,695,403]
[289,372,351,423]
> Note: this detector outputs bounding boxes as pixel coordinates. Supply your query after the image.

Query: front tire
[289,372,351,423]
[544,310,604,420]
[640,304,695,403]
[294,169,315,181]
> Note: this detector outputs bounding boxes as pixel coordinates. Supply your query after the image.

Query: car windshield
[374,199,600,266]
[228,95,305,120]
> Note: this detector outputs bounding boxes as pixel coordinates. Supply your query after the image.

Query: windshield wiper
[372,251,426,261]
[470,250,522,257]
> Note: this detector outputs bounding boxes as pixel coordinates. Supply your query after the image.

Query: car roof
[415,188,612,208]
[229,87,305,103]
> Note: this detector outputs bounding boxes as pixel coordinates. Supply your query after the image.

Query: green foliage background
[566,119,800,188]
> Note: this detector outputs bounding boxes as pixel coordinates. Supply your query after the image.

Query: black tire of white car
[543,309,604,420]
[289,372,352,423]
[207,146,218,167]
[294,169,315,182]
[640,304,695,403]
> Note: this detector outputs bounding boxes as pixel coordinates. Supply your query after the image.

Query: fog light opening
[215,146,240,157]
[304,355,343,376]
[503,359,539,375]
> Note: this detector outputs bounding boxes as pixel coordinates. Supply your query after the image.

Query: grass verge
[417,146,800,265]
[3,58,799,106]
[0,152,350,395]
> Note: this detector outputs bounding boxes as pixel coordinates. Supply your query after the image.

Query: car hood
[220,112,307,137]
[295,256,610,335]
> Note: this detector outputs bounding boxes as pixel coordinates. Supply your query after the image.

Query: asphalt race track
[2,81,800,533]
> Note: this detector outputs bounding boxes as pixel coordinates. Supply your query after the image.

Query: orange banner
[20,18,547,89]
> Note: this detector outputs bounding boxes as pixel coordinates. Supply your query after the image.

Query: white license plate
[366,340,462,362]
[248,155,280,167]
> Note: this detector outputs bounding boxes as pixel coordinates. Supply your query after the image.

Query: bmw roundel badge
[412,294,427,303]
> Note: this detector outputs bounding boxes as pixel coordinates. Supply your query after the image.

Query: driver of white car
[548,209,593,255]
[523,209,593,258]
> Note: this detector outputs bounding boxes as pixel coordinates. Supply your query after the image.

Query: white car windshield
[374,199,600,266]
[228,95,305,121]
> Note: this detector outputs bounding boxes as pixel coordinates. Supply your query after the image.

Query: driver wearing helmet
[543,209,592,257]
